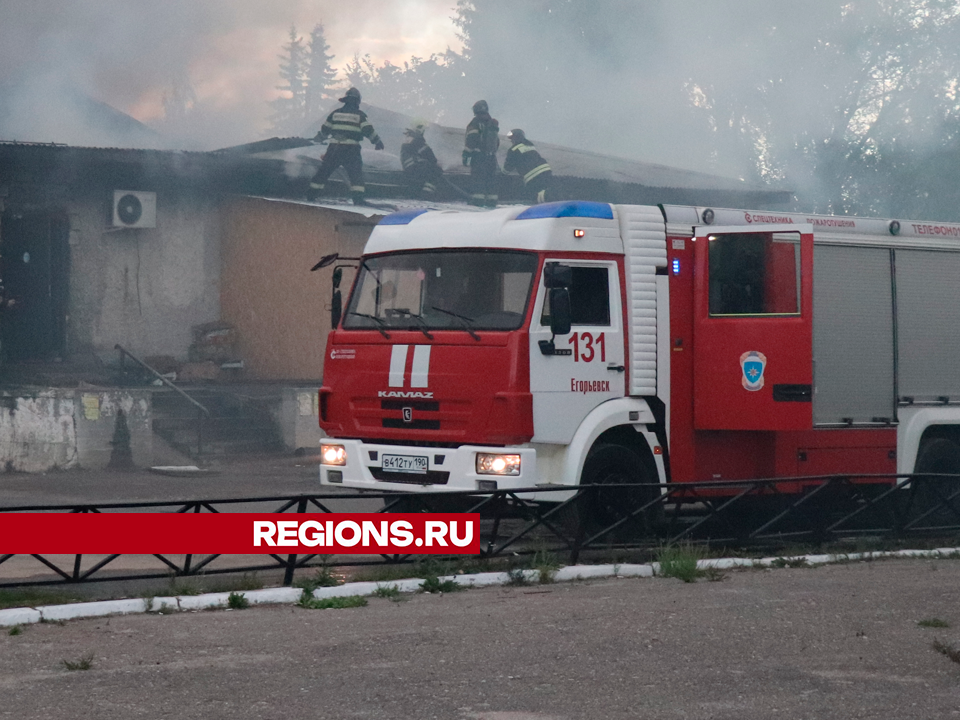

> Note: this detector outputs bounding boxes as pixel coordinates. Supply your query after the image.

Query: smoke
[0,0,461,149]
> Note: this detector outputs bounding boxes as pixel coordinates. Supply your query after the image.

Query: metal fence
[0,473,957,588]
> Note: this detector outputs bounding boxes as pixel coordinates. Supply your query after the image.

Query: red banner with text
[0,514,481,555]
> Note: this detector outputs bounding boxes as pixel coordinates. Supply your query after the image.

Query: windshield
[343,250,538,332]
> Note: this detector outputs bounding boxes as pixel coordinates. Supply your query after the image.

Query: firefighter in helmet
[401,120,443,198]
[462,100,500,207]
[307,87,384,205]
[504,129,554,204]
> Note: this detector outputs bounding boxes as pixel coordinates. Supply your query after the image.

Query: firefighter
[462,100,500,207]
[504,129,554,204]
[400,120,443,198]
[307,87,384,205]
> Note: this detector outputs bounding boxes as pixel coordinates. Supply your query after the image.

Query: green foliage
[420,576,462,594]
[505,568,533,587]
[227,592,249,610]
[0,589,81,610]
[771,557,809,569]
[8,625,22,636]
[918,618,950,628]
[373,585,402,601]
[61,653,95,671]
[656,544,707,583]
[297,592,367,610]
[294,566,343,593]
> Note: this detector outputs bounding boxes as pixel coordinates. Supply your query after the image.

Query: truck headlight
[320,444,347,466]
[476,453,521,476]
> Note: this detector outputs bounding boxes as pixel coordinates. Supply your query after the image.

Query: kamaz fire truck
[317,201,960,509]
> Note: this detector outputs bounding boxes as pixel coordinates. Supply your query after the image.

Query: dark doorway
[0,210,70,361]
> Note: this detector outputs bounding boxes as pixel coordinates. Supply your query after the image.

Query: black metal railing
[0,473,957,588]
[115,344,210,460]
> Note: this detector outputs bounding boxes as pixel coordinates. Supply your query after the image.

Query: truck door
[529,259,626,443]
[692,224,813,430]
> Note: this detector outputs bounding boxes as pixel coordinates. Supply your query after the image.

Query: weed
[227,592,249,610]
[420,575,462,593]
[933,639,960,665]
[61,653,95,671]
[656,544,705,583]
[8,625,22,636]
[771,557,809,569]
[297,592,367,610]
[505,568,533,587]
[918,618,951,628]
[294,566,343,593]
[531,549,560,584]
[373,585,402,601]
[0,589,81,610]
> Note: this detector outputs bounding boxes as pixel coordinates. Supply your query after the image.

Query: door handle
[607,365,625,373]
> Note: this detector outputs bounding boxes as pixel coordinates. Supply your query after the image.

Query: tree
[304,24,337,124]
[267,26,307,136]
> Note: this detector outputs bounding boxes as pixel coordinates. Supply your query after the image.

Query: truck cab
[317,201,667,497]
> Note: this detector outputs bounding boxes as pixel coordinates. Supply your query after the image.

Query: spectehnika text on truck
[316,201,960,518]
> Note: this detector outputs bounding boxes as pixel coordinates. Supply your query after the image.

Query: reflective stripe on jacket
[504,141,551,185]
[317,104,381,146]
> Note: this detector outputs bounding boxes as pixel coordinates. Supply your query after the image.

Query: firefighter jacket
[316,102,382,147]
[504,140,552,186]
[401,135,440,173]
[464,113,500,157]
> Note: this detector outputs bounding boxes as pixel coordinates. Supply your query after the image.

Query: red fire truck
[317,201,960,506]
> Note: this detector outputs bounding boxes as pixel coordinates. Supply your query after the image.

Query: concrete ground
[0,559,957,719]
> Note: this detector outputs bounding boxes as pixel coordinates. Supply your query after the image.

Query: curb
[1,547,957,628]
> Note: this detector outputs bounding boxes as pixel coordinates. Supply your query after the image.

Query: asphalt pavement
[0,559,958,719]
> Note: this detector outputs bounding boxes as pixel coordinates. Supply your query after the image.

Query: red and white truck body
[318,201,960,497]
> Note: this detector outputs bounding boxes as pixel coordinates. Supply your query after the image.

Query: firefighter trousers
[526,169,554,204]
[309,145,366,200]
[404,163,443,197]
[470,154,499,207]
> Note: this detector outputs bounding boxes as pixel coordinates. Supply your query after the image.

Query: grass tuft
[227,592,249,610]
[373,585,402,601]
[294,566,343,593]
[771,556,809,569]
[420,575,462,594]
[656,544,706,583]
[8,625,23,636]
[918,618,950,628]
[297,591,367,610]
[61,653,95,671]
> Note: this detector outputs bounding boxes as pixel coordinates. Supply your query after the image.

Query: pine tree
[304,23,337,124]
[267,26,307,136]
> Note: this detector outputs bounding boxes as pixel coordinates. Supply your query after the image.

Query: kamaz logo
[378,391,434,399]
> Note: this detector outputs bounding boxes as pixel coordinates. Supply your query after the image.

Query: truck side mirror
[548,288,572,336]
[332,267,343,289]
[543,262,572,289]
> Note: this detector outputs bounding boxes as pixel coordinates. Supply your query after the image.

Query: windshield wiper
[431,306,481,341]
[348,311,391,339]
[390,309,434,340]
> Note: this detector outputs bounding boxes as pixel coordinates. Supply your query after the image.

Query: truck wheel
[577,443,660,540]
[912,437,960,526]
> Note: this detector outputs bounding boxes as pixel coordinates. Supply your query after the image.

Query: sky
[0,0,463,148]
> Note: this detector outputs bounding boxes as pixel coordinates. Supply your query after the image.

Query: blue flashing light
[672,258,681,275]
[379,208,430,226]
[514,201,614,221]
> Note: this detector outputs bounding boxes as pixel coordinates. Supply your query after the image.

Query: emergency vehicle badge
[740,351,767,391]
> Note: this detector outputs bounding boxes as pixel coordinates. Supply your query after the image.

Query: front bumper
[318,440,541,493]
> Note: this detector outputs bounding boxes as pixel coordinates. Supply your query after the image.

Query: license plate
[381,454,428,474]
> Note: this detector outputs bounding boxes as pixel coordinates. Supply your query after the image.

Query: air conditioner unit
[112,190,157,228]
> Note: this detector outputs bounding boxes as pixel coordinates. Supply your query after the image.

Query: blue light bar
[379,208,430,226]
[515,201,614,220]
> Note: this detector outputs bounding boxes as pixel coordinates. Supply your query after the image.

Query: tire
[573,443,660,541]
[912,437,960,527]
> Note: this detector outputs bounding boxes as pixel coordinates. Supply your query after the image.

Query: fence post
[283,498,309,585]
